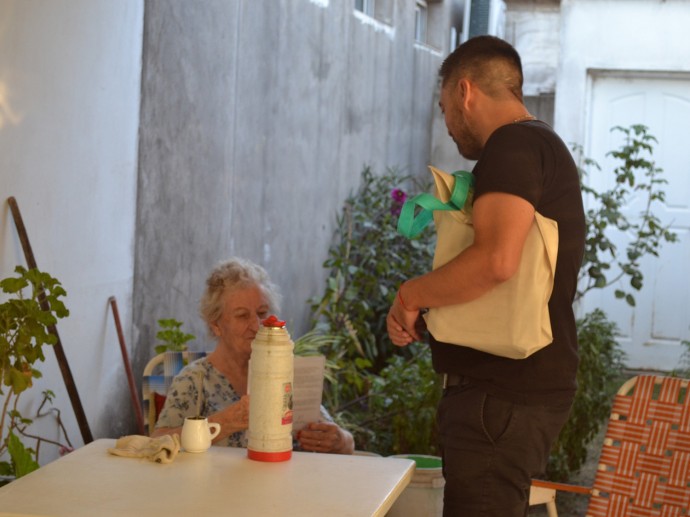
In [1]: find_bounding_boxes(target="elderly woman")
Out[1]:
[152,257,354,454]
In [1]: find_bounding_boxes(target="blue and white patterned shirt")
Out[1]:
[155,357,247,447]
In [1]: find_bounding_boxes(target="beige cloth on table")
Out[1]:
[107,434,181,464]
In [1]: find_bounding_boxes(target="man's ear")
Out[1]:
[457,78,472,110]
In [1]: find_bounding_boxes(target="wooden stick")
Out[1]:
[7,196,93,444]
[108,296,145,435]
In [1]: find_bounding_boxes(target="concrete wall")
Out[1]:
[133,0,456,368]
[0,0,143,463]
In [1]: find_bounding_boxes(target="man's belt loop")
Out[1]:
[443,373,467,389]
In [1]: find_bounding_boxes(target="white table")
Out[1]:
[0,439,414,517]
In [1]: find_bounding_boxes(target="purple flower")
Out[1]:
[390,188,407,216]
[391,189,407,203]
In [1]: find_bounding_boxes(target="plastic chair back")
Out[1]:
[142,351,207,434]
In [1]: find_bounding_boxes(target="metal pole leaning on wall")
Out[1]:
[108,296,146,435]
[7,196,93,444]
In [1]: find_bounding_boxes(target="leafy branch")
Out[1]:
[576,124,677,305]
[1,266,70,482]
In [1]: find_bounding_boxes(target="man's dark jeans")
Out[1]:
[437,380,572,516]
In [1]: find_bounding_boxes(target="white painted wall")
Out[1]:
[556,0,690,145]
[0,0,143,464]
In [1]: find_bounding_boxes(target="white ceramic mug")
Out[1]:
[180,416,221,453]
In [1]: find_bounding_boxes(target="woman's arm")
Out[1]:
[206,395,249,441]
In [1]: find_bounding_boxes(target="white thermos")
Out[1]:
[247,315,294,462]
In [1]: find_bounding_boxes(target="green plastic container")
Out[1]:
[405,455,442,469]
[387,454,444,517]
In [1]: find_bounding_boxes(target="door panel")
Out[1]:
[582,74,690,370]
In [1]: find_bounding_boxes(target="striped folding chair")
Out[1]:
[530,375,690,516]
[141,350,207,435]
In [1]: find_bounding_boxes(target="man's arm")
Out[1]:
[387,192,535,345]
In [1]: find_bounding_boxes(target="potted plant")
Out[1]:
[154,318,195,355]
[0,265,69,484]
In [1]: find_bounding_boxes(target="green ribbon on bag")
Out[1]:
[396,170,474,238]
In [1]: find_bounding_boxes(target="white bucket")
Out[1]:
[387,454,444,517]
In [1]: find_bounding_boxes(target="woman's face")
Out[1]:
[211,284,270,363]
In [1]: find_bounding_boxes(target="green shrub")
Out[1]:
[546,309,626,480]
[576,124,677,305]
[307,166,437,454]
[363,342,442,455]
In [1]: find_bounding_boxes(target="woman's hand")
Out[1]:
[209,395,250,441]
[297,421,354,455]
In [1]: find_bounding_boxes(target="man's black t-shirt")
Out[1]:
[429,120,586,405]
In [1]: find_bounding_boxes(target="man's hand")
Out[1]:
[386,285,422,346]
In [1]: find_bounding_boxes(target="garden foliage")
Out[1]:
[576,125,677,305]
[307,166,440,455]
[546,309,626,480]
[0,266,70,483]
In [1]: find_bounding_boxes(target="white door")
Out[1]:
[581,73,690,370]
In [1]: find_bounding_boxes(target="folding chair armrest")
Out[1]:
[531,479,592,495]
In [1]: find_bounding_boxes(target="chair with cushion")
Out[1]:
[142,350,207,435]
[530,374,690,516]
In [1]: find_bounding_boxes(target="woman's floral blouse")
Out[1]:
[155,357,246,447]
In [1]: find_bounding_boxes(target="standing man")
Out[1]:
[387,36,585,516]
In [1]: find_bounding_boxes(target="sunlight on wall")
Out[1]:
[354,8,396,40]
[0,81,23,129]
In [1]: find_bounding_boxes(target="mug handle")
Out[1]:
[208,422,221,440]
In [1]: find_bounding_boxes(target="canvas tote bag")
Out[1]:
[397,166,559,359]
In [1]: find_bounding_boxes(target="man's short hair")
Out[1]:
[439,35,524,101]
